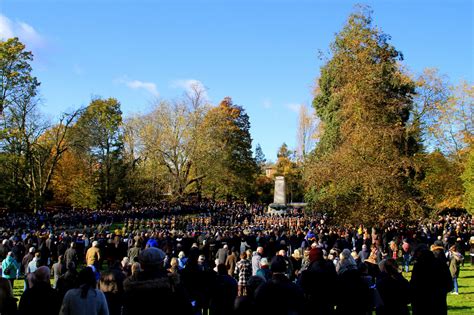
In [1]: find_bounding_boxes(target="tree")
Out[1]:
[0,38,79,211]
[305,7,422,223]
[414,69,473,159]
[255,143,266,172]
[418,150,464,211]
[462,147,474,214]
[134,88,209,200]
[0,38,40,115]
[72,97,124,206]
[296,104,318,161]
[201,97,257,200]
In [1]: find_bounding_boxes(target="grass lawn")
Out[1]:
[446,262,474,314]
[11,261,474,313]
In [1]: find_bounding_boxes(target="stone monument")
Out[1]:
[273,176,286,205]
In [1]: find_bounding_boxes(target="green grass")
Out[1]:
[446,262,474,314]
[12,261,474,313]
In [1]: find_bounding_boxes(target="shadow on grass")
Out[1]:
[448,306,473,311]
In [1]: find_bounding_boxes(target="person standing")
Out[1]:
[19,266,62,315]
[59,267,109,315]
[448,245,463,295]
[1,252,20,288]
[86,241,101,270]
[0,277,18,315]
[64,242,78,268]
[410,244,453,315]
[235,252,252,296]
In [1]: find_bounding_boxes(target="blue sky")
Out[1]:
[1,0,473,161]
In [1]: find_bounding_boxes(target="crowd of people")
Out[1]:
[0,201,472,315]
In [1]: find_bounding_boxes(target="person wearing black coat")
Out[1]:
[376,259,410,315]
[18,266,62,315]
[255,256,306,315]
[299,247,337,315]
[410,244,453,315]
[122,248,193,315]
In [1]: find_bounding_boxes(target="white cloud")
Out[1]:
[73,64,84,75]
[286,103,301,113]
[171,79,208,99]
[115,76,159,97]
[0,14,46,50]
[263,99,272,109]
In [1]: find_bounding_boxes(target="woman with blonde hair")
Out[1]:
[0,277,17,315]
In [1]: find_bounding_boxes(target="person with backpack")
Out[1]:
[1,252,20,288]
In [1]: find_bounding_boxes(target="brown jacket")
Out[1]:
[85,246,101,267]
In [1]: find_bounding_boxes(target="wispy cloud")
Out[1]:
[115,76,159,97]
[73,64,84,75]
[263,99,272,109]
[286,103,301,113]
[171,79,208,99]
[0,14,46,51]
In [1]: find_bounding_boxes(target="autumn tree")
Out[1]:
[70,98,125,207]
[0,38,79,211]
[462,147,474,214]
[201,97,257,200]
[305,8,422,223]
[296,104,318,162]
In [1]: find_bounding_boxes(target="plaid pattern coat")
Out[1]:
[235,258,251,286]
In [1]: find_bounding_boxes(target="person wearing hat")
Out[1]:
[122,247,193,315]
[256,257,272,281]
[86,241,101,270]
[299,247,337,315]
[254,255,305,315]
[430,239,447,263]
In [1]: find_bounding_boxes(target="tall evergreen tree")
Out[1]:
[255,143,266,172]
[305,8,422,223]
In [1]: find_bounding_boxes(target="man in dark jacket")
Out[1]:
[299,247,337,314]
[122,247,193,315]
[18,266,62,315]
[410,244,453,315]
[255,255,305,315]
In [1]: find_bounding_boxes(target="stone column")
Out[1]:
[273,176,286,205]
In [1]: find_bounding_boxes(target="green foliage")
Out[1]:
[305,8,422,223]
[202,97,257,200]
[255,143,266,172]
[72,97,125,206]
[0,37,40,115]
[462,148,474,214]
[418,150,464,211]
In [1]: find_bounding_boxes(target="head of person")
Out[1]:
[259,257,269,268]
[309,248,323,263]
[131,262,141,275]
[78,267,97,298]
[138,247,166,272]
[92,241,99,248]
[270,255,287,274]
[379,258,399,277]
[257,246,264,255]
[99,272,118,293]
[32,266,51,287]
